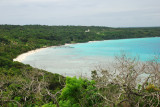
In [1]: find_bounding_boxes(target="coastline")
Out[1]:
[13,46,54,62]
[13,37,159,63]
[13,40,103,62]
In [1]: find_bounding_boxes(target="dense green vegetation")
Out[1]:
[0,25,160,106]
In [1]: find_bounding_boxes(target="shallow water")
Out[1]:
[22,37,160,77]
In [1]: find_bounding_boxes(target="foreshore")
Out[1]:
[13,45,59,62]
[13,40,102,62]
[13,47,47,62]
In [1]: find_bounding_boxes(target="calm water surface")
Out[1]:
[22,37,160,76]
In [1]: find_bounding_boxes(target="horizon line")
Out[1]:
[0,24,160,28]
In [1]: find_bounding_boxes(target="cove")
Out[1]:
[22,37,160,77]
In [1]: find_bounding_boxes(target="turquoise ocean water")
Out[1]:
[22,37,160,76]
[68,37,160,61]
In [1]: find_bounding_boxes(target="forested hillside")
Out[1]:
[0,25,160,106]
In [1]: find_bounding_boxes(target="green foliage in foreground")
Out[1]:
[0,65,65,106]
[1,70,160,106]
[42,74,160,107]
[41,77,101,107]
[59,77,99,107]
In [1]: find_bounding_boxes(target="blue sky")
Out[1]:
[0,0,160,27]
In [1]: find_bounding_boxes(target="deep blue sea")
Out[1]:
[22,37,160,76]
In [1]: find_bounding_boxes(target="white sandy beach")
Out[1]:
[13,44,73,62]
[13,48,46,62]
[13,41,100,62]
[13,45,59,62]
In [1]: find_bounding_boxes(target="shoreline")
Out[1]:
[13,40,104,62]
[13,46,54,62]
[13,41,96,62]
